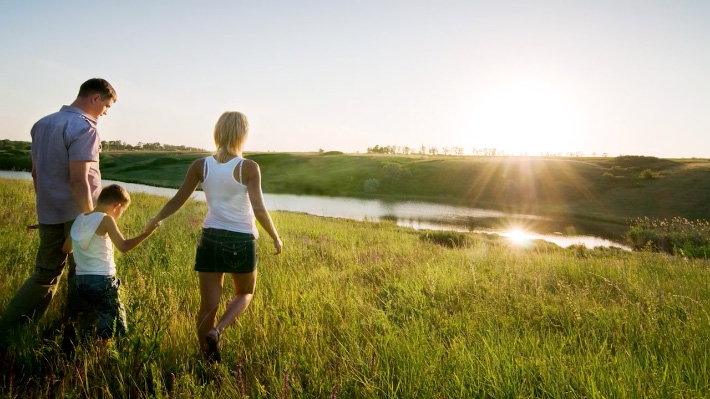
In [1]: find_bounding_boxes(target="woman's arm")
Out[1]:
[147,158,203,228]
[243,160,282,254]
[103,215,160,253]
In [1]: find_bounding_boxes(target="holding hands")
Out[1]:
[144,218,162,235]
[145,217,162,233]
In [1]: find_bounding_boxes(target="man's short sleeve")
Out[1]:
[68,127,101,162]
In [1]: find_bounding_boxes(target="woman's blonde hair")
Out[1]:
[214,111,249,163]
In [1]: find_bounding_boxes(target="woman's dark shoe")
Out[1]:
[206,327,221,363]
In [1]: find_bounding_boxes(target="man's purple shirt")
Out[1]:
[31,105,102,224]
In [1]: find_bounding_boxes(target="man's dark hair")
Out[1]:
[78,78,117,102]
[97,184,131,206]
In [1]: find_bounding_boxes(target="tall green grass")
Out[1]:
[628,217,710,258]
[1,178,709,398]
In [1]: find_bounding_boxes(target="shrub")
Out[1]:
[627,217,710,258]
[419,230,472,248]
[381,162,411,183]
[363,178,380,193]
[638,169,656,179]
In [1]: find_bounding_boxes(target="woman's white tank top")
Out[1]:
[201,156,258,237]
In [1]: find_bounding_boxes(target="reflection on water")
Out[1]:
[0,170,631,250]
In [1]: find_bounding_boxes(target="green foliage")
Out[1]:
[380,162,411,183]
[362,178,380,193]
[627,217,710,257]
[638,168,656,179]
[0,139,31,151]
[418,230,472,248]
[1,178,710,398]
[101,140,205,152]
[0,150,32,171]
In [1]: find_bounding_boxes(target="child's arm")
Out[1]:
[62,237,73,254]
[101,216,160,253]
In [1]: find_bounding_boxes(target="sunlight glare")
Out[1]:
[505,229,533,245]
[465,79,583,155]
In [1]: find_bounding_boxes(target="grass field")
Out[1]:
[1,178,709,398]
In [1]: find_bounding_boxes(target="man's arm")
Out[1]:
[69,161,95,214]
[31,162,37,192]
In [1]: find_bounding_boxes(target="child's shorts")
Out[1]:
[194,228,257,273]
[75,274,127,339]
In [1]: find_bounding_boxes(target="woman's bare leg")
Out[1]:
[197,272,224,353]
[213,269,257,333]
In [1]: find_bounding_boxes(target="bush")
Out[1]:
[638,169,656,179]
[363,178,380,193]
[419,230,472,248]
[627,217,710,257]
[381,162,411,183]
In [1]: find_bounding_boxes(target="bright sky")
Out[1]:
[1,1,708,157]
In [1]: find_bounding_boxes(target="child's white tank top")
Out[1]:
[71,212,116,276]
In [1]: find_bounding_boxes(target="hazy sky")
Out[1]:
[1,1,708,157]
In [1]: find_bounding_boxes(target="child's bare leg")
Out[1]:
[214,269,257,333]
[197,272,224,353]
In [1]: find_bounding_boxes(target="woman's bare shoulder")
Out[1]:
[242,158,260,171]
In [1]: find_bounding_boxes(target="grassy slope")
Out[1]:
[1,178,709,398]
[3,150,710,222]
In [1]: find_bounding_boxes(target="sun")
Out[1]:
[465,79,583,155]
[504,229,534,245]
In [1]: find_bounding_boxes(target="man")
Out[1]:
[0,78,116,337]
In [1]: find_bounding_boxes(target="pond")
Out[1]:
[0,170,631,250]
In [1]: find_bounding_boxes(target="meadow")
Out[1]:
[1,178,709,398]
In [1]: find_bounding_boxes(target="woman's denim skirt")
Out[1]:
[194,228,257,273]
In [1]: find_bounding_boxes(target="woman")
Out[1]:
[148,111,282,361]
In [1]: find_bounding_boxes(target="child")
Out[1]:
[66,184,159,339]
